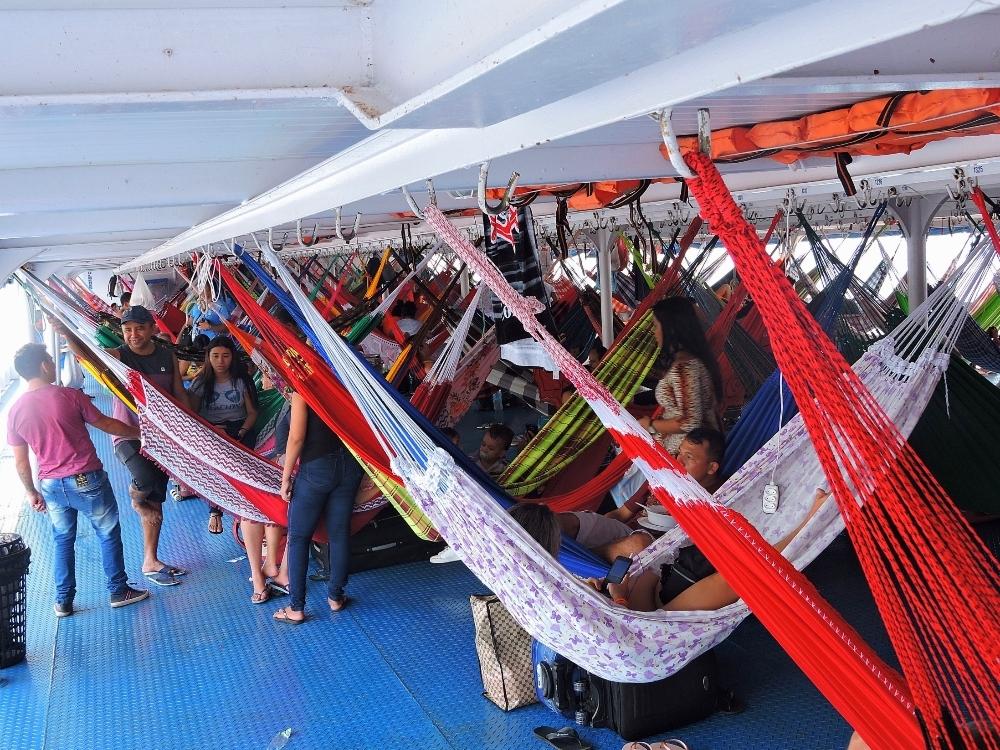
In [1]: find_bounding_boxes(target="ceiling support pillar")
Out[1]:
[890,195,947,310]
[596,225,614,348]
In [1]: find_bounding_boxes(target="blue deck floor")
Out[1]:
[0,385,905,750]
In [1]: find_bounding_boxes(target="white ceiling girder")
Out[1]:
[118,0,997,272]
[0,6,370,96]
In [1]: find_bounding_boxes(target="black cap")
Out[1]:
[120,305,155,324]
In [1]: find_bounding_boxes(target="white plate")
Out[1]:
[637,515,678,532]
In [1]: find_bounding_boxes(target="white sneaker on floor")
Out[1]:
[429,546,461,564]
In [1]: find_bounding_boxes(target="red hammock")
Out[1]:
[684,149,1000,749]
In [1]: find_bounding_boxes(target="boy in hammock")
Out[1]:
[557,428,725,563]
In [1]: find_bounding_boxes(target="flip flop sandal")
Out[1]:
[328,596,348,612]
[145,565,188,578]
[251,589,270,605]
[267,581,289,596]
[533,726,593,750]
[208,513,224,535]
[272,607,305,625]
[622,742,689,750]
[144,571,180,587]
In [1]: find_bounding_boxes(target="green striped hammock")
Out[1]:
[499,311,658,496]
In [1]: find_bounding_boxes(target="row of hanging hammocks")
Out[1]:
[275,201,984,750]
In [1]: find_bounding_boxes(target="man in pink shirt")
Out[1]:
[7,343,149,617]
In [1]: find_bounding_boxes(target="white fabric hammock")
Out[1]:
[256,226,994,683]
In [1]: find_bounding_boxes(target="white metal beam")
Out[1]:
[119,0,996,272]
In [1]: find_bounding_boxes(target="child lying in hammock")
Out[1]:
[510,488,829,612]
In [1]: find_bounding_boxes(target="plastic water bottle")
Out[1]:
[493,390,504,411]
[266,729,292,749]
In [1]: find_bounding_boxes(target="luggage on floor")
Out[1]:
[309,505,446,576]
[470,594,538,711]
[532,640,719,741]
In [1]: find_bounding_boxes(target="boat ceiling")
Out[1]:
[2,0,1000,275]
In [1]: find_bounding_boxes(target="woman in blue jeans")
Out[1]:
[273,392,362,624]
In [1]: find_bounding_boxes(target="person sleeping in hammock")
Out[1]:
[512,489,828,612]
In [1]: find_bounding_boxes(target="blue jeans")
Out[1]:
[286,451,362,612]
[39,469,129,604]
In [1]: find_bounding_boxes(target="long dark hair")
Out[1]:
[652,297,723,400]
[191,336,259,412]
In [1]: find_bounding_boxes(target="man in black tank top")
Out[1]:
[57,306,191,586]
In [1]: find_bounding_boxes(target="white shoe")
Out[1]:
[429,546,461,564]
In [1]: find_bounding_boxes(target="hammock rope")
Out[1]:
[683,150,1000,750]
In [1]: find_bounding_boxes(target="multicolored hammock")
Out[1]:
[424,199,997,750]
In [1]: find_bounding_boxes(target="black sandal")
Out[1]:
[208,510,224,535]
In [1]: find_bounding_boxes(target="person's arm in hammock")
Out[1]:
[280,393,308,502]
[659,488,830,612]
[48,316,121,361]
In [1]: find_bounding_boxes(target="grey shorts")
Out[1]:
[113,440,168,504]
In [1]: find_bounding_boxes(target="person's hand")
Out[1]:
[197,320,211,331]
[27,489,46,514]
[607,573,631,604]
[47,316,68,336]
[280,476,294,503]
[584,577,604,592]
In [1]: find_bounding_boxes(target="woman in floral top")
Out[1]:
[638,297,723,455]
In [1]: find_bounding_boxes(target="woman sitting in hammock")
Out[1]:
[189,336,259,536]
[637,297,723,456]
[511,489,828,612]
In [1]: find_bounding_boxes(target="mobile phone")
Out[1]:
[604,555,632,588]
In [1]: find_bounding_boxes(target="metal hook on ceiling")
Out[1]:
[401,179,437,219]
[267,227,288,251]
[478,162,520,216]
[335,207,362,244]
[656,109,696,180]
[297,220,321,248]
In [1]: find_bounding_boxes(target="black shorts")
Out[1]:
[113,440,168,504]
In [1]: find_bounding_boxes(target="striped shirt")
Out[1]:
[654,356,722,456]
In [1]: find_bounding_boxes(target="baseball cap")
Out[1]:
[121,305,155,324]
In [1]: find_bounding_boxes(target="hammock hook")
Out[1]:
[268,228,288,252]
[401,179,437,219]
[656,109,696,179]
[297,220,321,248]
[477,162,520,216]
[335,207,362,244]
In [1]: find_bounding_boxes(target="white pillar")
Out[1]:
[890,195,947,311]
[460,265,470,297]
[596,225,614,347]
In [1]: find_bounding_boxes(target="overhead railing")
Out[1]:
[114,0,983,274]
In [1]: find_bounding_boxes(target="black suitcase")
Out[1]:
[533,640,719,741]
[310,505,446,575]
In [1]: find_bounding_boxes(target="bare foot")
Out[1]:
[207,514,223,534]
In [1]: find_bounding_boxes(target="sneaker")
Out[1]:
[110,587,150,609]
[429,546,461,564]
[54,602,73,618]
